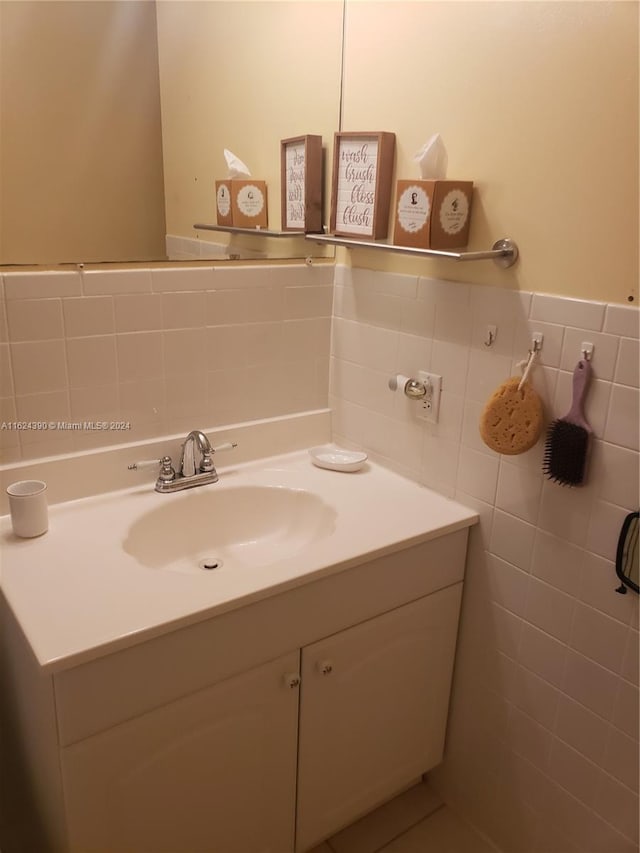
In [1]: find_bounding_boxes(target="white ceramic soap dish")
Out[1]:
[309,445,368,473]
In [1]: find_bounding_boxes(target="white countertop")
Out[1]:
[0,449,477,672]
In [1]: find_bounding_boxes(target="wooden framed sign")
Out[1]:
[330,131,396,239]
[280,135,323,233]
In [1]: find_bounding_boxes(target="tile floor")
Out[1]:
[308,780,498,853]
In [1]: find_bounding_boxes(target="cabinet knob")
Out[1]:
[318,660,333,676]
[284,673,300,689]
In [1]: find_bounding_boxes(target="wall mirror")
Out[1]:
[615,511,639,595]
[0,0,344,266]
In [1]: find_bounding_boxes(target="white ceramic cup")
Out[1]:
[6,480,48,538]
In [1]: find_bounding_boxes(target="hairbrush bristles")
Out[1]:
[542,359,593,486]
[543,419,590,486]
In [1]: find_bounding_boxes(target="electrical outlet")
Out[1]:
[417,371,442,423]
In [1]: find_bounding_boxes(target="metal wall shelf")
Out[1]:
[304,235,519,268]
[193,224,519,269]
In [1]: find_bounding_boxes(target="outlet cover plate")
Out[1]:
[417,371,442,422]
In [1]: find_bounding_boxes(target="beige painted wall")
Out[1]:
[156,1,344,242]
[340,1,639,305]
[0,0,166,265]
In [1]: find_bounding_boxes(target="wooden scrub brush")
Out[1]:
[543,359,593,486]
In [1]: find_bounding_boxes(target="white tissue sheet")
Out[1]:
[224,148,251,179]
[414,133,447,179]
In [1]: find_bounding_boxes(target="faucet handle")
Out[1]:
[211,442,238,453]
[128,455,176,483]
[200,442,237,474]
[127,458,162,471]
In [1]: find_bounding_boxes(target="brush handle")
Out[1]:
[566,359,592,430]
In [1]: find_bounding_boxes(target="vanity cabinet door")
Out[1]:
[60,651,300,853]
[295,584,463,852]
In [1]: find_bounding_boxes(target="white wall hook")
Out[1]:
[517,334,543,391]
[581,341,594,361]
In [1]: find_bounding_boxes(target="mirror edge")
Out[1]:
[615,510,639,595]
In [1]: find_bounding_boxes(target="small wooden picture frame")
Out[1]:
[330,131,396,239]
[280,135,323,233]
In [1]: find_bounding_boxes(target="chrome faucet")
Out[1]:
[128,431,237,493]
[179,429,215,478]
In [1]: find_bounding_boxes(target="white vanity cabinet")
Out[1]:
[60,651,300,853]
[1,529,471,853]
[54,585,462,853]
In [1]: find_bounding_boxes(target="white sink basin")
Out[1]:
[122,484,337,574]
[0,447,478,670]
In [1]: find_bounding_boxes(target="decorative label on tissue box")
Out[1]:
[280,135,323,233]
[215,181,233,226]
[231,180,268,228]
[330,132,395,239]
[393,182,436,247]
[393,180,473,249]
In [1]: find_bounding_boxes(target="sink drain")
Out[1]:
[199,557,223,571]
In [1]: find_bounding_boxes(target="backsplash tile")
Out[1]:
[6,298,64,341]
[615,337,640,388]
[604,304,640,339]
[64,296,115,337]
[560,327,620,380]
[10,340,67,396]
[605,384,640,451]
[531,293,606,330]
[0,344,14,398]
[82,268,153,295]
[3,270,82,299]
[0,297,7,344]
[116,332,164,383]
[66,335,117,388]
[0,263,333,459]
[205,288,249,326]
[150,266,215,292]
[15,391,70,440]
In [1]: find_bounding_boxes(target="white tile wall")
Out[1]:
[1,259,637,852]
[0,263,333,461]
[329,264,639,853]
